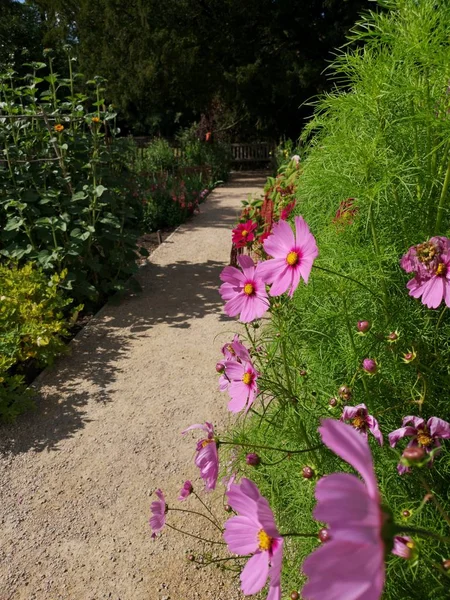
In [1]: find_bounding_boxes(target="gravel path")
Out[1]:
[0,172,267,600]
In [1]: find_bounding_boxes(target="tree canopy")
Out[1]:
[11,0,370,138]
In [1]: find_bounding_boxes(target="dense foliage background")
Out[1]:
[221,0,450,597]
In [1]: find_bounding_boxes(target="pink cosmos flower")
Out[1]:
[221,334,252,363]
[178,480,193,501]
[279,201,296,221]
[232,220,258,248]
[258,216,318,298]
[400,236,450,309]
[223,359,259,413]
[182,422,219,491]
[302,419,385,600]
[220,255,270,322]
[224,478,283,600]
[149,489,167,538]
[341,404,383,445]
[392,536,415,559]
[388,416,450,474]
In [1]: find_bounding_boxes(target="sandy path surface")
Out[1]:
[0,172,266,600]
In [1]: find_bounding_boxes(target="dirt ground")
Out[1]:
[0,172,267,600]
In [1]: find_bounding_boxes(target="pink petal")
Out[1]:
[427,416,450,439]
[240,551,270,595]
[219,282,237,301]
[388,426,417,447]
[319,419,379,500]
[366,415,383,445]
[258,257,288,284]
[237,255,256,279]
[314,474,380,543]
[421,276,445,308]
[223,515,260,554]
[402,415,424,428]
[302,540,384,600]
[220,265,246,285]
[224,361,245,381]
[263,220,295,257]
[224,294,245,318]
[268,264,294,296]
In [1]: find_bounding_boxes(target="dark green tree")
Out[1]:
[28,0,371,138]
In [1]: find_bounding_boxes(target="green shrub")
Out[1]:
[0,50,142,307]
[0,263,77,421]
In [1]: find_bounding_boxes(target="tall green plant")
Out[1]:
[0,49,142,306]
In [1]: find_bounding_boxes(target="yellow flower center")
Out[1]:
[417,431,433,447]
[258,529,273,551]
[406,541,415,549]
[201,439,213,448]
[352,415,366,429]
[227,344,235,355]
[241,229,248,237]
[286,251,299,266]
[243,283,254,296]
[242,372,253,385]
[436,262,447,276]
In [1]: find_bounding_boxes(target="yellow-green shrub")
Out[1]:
[0,263,78,421]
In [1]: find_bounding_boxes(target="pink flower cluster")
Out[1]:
[221,216,319,321]
[400,236,450,308]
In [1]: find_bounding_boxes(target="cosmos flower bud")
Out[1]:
[290,592,300,600]
[401,446,427,467]
[338,385,352,401]
[402,349,417,363]
[357,320,371,333]
[387,331,399,342]
[442,559,450,571]
[215,362,225,374]
[362,358,378,374]
[318,528,331,543]
[302,466,315,479]
[328,397,338,407]
[246,453,260,466]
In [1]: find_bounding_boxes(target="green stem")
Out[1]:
[281,532,318,538]
[394,525,450,544]
[219,440,323,455]
[435,159,450,233]
[419,476,450,528]
[169,507,223,532]
[165,523,225,545]
[193,491,223,530]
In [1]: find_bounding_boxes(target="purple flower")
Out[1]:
[182,422,219,490]
[178,480,193,501]
[401,237,450,309]
[362,358,378,374]
[388,416,450,474]
[224,478,283,599]
[220,255,270,322]
[341,404,383,445]
[149,489,167,538]
[301,419,385,600]
[392,536,416,560]
[223,360,259,413]
[259,216,319,298]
